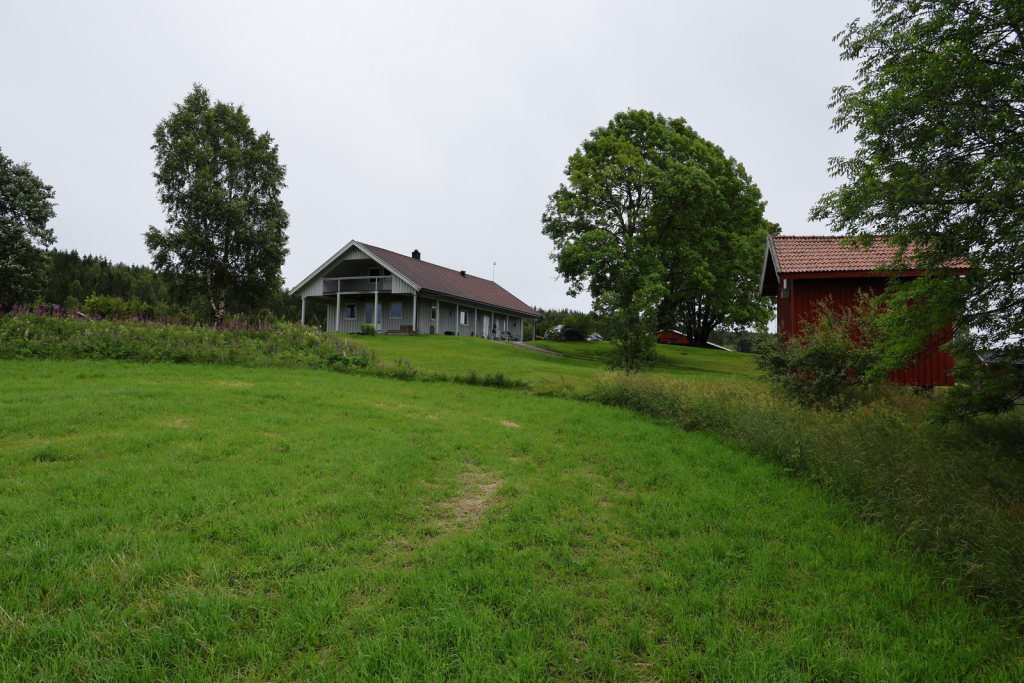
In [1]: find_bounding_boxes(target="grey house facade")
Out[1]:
[289,241,543,340]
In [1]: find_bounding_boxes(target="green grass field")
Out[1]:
[2,359,1022,681]
[340,333,758,384]
[528,339,760,377]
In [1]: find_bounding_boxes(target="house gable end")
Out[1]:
[289,241,418,297]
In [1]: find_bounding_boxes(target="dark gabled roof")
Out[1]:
[359,243,541,317]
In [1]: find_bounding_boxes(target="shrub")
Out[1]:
[83,294,178,321]
[757,294,884,407]
[0,308,377,372]
[359,322,376,336]
[563,313,594,337]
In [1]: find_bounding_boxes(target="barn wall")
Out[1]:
[657,331,690,345]
[778,274,954,386]
[782,277,888,337]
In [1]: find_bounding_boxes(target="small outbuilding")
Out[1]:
[657,330,690,345]
[758,235,966,387]
[289,241,543,340]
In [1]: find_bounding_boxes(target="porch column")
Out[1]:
[412,293,417,332]
[474,308,478,337]
[455,303,460,336]
[335,291,341,333]
[373,288,379,330]
[301,296,306,326]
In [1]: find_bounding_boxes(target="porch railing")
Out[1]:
[323,276,392,294]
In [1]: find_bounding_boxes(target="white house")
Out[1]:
[289,240,543,340]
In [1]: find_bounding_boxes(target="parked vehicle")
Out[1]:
[587,333,604,341]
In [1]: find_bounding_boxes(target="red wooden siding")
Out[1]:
[778,275,954,387]
[657,330,690,345]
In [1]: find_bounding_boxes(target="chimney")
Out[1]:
[412,249,421,260]
[460,270,466,277]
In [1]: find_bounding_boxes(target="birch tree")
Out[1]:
[146,84,288,324]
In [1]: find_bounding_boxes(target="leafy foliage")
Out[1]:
[42,249,169,310]
[38,249,306,323]
[0,148,57,304]
[542,110,776,363]
[146,84,289,325]
[82,295,178,321]
[813,0,1024,416]
[756,294,885,407]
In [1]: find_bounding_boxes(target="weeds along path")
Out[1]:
[1,359,1022,681]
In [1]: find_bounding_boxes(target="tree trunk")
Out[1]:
[216,286,227,325]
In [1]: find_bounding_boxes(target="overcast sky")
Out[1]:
[2,0,872,311]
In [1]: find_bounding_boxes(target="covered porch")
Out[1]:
[303,289,533,341]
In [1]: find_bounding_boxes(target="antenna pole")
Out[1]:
[492,262,495,281]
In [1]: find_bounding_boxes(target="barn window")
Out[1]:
[391,302,403,318]
[344,304,356,319]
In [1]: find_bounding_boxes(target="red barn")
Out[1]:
[657,330,690,345]
[758,236,966,387]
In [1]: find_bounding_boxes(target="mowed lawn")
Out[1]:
[1,360,1021,682]
[528,339,760,378]
[338,333,758,384]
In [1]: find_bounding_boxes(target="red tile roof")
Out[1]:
[771,236,906,274]
[360,243,540,317]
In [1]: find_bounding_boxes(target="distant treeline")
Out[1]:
[38,249,309,323]
[43,250,170,310]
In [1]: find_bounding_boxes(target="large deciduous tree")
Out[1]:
[0,148,57,305]
[542,110,776,366]
[145,84,289,325]
[812,0,1024,417]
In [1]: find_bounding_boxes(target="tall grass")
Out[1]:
[580,371,1024,626]
[1,311,540,389]
[0,308,374,370]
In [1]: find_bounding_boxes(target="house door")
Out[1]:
[482,314,490,339]
[365,303,381,330]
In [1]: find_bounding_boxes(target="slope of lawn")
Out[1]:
[529,339,760,377]
[1,359,1021,681]
[340,333,758,383]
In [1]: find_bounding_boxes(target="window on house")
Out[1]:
[345,304,357,319]
[459,311,468,326]
[430,305,437,321]
[369,267,381,277]
[391,302,402,318]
